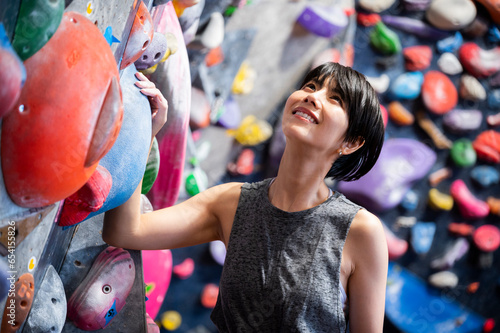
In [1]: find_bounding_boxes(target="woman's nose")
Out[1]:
[304,90,323,109]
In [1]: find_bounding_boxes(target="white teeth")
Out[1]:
[295,111,317,124]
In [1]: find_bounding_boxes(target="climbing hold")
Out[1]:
[411,221,436,254]
[450,139,477,167]
[365,74,390,94]
[146,313,160,333]
[58,165,113,227]
[142,137,160,195]
[450,179,490,219]
[466,281,480,294]
[487,112,500,127]
[370,22,401,55]
[488,89,500,109]
[173,258,195,279]
[416,111,453,149]
[388,101,414,126]
[296,4,348,38]
[103,26,120,46]
[430,238,469,270]
[383,222,408,260]
[134,32,168,70]
[402,0,431,11]
[473,225,500,252]
[483,318,496,333]
[472,130,500,164]
[395,216,417,228]
[400,189,419,211]
[428,271,459,289]
[84,65,152,221]
[476,0,500,24]
[190,87,211,130]
[216,95,241,129]
[448,222,475,236]
[428,167,452,187]
[172,0,200,17]
[380,104,388,128]
[205,45,224,67]
[381,15,452,40]
[487,197,500,216]
[425,0,476,30]
[359,0,396,12]
[1,12,123,208]
[0,47,24,119]
[161,310,182,331]
[185,168,208,197]
[389,72,424,100]
[421,71,457,115]
[210,240,227,265]
[227,148,255,176]
[462,16,489,38]
[436,32,463,53]
[437,52,463,75]
[428,188,453,211]
[201,283,219,308]
[24,266,66,333]
[120,2,154,70]
[458,42,500,78]
[471,166,499,188]
[1,273,34,333]
[227,115,273,146]
[338,139,436,212]
[443,109,482,133]
[67,247,135,330]
[459,74,486,101]
[195,12,225,49]
[403,45,432,71]
[232,61,257,95]
[356,12,381,27]
[143,249,172,320]
[12,0,64,60]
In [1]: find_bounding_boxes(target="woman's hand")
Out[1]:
[134,72,168,139]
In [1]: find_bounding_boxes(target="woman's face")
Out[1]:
[282,78,349,155]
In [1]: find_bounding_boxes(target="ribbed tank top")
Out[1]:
[211,178,362,333]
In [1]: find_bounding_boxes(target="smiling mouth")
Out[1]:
[293,110,318,124]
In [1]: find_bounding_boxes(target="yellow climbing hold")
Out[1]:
[227,115,273,146]
[232,61,257,95]
[86,1,94,15]
[428,188,453,211]
[161,310,182,331]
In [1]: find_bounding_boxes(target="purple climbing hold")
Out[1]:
[430,238,469,270]
[443,109,482,133]
[381,15,452,40]
[402,0,431,11]
[338,138,437,212]
[134,32,168,70]
[296,4,348,38]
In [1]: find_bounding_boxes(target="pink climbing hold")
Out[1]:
[421,71,458,115]
[472,130,500,163]
[382,222,408,260]
[173,258,195,279]
[449,179,490,219]
[458,42,500,78]
[67,246,135,330]
[403,45,432,71]
[58,165,113,227]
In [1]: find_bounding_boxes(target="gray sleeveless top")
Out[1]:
[211,178,362,333]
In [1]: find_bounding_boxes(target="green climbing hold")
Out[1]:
[12,0,65,60]
[185,173,200,197]
[141,137,160,195]
[370,22,401,55]
[450,138,477,167]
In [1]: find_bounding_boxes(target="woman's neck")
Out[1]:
[269,146,332,212]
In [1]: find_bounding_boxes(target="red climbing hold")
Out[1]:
[421,71,457,115]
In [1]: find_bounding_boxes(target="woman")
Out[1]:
[104,62,387,332]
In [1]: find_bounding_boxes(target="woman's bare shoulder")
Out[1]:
[348,209,387,263]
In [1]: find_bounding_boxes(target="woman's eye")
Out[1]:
[303,83,316,91]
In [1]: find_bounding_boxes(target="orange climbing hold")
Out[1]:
[201,283,219,308]
[1,12,123,208]
[388,101,414,126]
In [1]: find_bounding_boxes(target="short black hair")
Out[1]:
[300,62,385,181]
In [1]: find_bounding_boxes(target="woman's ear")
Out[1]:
[341,137,365,155]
